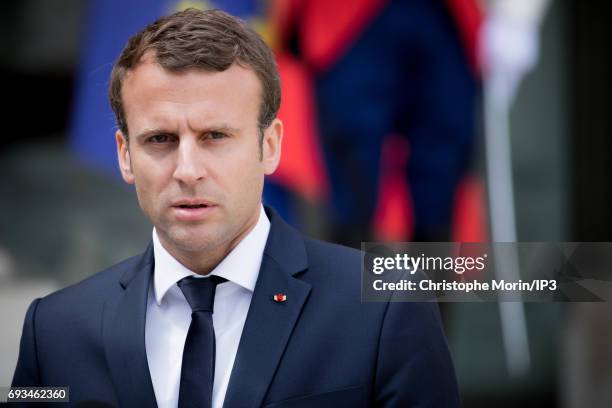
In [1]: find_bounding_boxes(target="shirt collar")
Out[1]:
[152,205,270,305]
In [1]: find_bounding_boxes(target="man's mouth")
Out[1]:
[171,200,216,221]
[172,199,215,209]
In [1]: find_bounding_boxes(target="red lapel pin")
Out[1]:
[273,293,287,302]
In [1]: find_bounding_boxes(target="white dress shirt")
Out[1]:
[145,205,270,408]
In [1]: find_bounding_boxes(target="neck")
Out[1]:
[158,206,262,275]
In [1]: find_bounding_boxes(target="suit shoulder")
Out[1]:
[39,252,145,308]
[302,237,363,282]
[304,236,361,262]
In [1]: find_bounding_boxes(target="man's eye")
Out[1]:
[207,131,226,140]
[148,134,171,143]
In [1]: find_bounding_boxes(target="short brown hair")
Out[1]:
[108,8,281,138]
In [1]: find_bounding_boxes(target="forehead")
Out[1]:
[121,55,262,132]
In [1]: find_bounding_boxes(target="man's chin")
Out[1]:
[161,225,220,253]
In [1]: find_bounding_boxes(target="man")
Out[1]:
[12,9,460,407]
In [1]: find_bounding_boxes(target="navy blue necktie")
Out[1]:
[177,275,227,408]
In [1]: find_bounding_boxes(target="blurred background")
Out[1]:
[0,0,610,406]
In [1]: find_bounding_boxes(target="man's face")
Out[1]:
[116,54,281,265]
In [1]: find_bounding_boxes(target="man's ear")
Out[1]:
[262,118,283,175]
[116,130,135,184]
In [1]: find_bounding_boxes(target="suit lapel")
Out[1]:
[102,243,158,408]
[223,208,312,408]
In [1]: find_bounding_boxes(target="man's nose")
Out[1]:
[173,138,207,185]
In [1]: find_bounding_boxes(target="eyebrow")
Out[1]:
[134,125,240,141]
[134,129,174,141]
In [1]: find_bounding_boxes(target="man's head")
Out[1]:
[109,8,281,144]
[109,9,283,273]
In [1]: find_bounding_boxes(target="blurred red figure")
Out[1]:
[266,0,487,244]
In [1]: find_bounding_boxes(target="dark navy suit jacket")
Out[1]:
[12,207,460,407]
